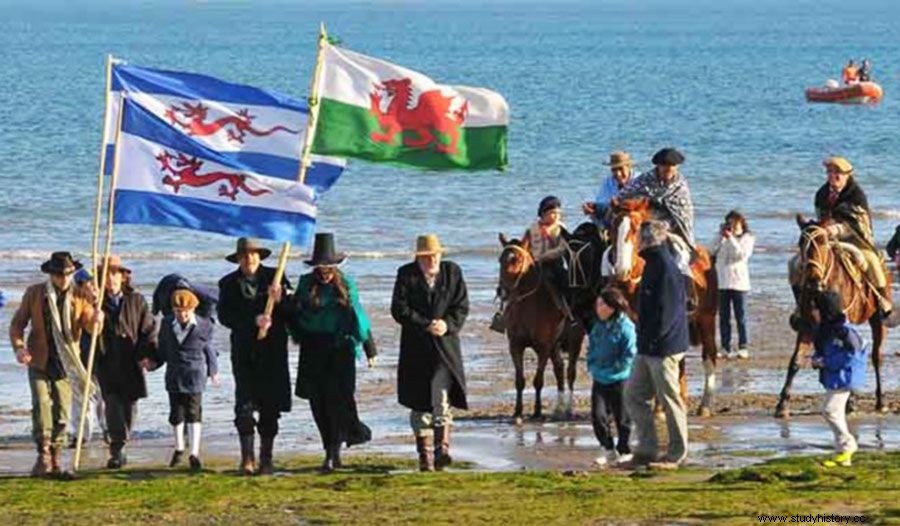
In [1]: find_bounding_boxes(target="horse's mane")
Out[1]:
[614,197,651,213]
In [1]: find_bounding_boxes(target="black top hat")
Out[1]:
[226,238,273,263]
[652,148,685,166]
[40,252,83,275]
[304,233,347,267]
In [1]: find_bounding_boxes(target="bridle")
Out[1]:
[498,243,543,304]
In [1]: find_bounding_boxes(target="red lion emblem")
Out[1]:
[368,78,468,154]
[165,102,299,144]
[156,151,271,201]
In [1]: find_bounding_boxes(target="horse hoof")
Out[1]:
[774,406,790,419]
[876,404,888,414]
[514,416,524,426]
[530,413,545,422]
[697,407,712,418]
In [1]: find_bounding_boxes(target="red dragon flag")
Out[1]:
[312,42,509,171]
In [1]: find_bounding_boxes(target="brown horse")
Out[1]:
[606,198,720,416]
[775,218,891,417]
[497,233,584,422]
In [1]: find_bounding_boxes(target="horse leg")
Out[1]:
[550,342,567,420]
[698,315,718,418]
[533,350,549,420]
[564,329,584,420]
[870,317,887,413]
[510,343,526,423]
[775,332,807,418]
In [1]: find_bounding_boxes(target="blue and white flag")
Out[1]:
[114,97,317,246]
[104,63,346,192]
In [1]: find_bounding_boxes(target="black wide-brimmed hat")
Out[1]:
[40,251,83,275]
[651,148,685,166]
[304,233,347,267]
[225,238,272,263]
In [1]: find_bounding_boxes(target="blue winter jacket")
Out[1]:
[155,315,219,394]
[586,312,637,385]
[636,245,690,357]
[813,321,867,391]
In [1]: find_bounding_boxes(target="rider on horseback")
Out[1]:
[614,148,697,309]
[525,196,573,320]
[582,151,636,233]
[814,156,892,318]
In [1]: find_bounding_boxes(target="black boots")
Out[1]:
[239,434,255,476]
[258,435,275,475]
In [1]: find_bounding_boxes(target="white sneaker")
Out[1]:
[593,455,609,467]
[718,349,732,360]
[736,348,750,360]
[615,453,634,464]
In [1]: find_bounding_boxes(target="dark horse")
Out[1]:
[604,199,720,416]
[497,233,585,422]
[775,217,891,417]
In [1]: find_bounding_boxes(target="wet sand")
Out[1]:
[0,295,898,476]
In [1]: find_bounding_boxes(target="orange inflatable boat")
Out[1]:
[805,81,883,104]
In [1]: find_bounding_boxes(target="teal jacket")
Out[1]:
[586,312,637,385]
[289,273,371,358]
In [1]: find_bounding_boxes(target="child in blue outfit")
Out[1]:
[811,291,867,468]
[586,287,637,466]
[147,289,219,472]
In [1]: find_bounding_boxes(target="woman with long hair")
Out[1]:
[288,233,376,473]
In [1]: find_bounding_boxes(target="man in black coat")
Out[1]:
[391,234,469,472]
[217,238,292,476]
[624,220,690,470]
[95,255,157,469]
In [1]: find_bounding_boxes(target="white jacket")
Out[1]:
[713,233,755,292]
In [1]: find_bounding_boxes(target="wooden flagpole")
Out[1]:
[74,92,127,471]
[258,22,329,340]
[92,54,116,289]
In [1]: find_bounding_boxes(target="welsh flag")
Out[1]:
[312,43,509,171]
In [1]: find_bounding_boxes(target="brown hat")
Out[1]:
[226,237,272,263]
[40,251,82,275]
[604,151,634,169]
[96,254,131,275]
[823,156,853,174]
[414,234,447,257]
[171,289,199,310]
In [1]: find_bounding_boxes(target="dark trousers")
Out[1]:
[591,380,631,454]
[103,391,136,451]
[234,397,280,438]
[718,289,748,351]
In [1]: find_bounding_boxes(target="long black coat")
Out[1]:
[391,260,469,412]
[96,289,157,402]
[218,266,292,413]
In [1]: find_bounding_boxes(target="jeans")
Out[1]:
[718,289,748,352]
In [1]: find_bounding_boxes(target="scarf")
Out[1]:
[620,169,695,246]
[45,281,98,399]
